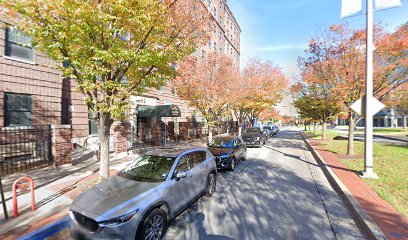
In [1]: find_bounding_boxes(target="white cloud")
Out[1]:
[256,44,307,52]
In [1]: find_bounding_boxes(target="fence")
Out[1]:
[0,125,52,177]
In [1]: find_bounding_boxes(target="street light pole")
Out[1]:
[363,0,378,178]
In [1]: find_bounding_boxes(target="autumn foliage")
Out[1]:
[294,22,407,146]
[2,0,209,180]
[174,53,238,126]
[231,57,287,125]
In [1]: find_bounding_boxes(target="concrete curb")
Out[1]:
[299,132,387,240]
[17,216,71,240]
[373,134,408,143]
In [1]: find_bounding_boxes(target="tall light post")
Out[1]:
[363,0,377,178]
[343,0,401,179]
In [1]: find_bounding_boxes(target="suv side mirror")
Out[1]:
[176,171,188,180]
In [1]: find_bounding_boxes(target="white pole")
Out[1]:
[363,0,378,178]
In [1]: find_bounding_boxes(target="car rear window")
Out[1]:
[244,128,261,134]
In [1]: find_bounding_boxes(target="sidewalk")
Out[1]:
[0,139,206,239]
[306,137,408,240]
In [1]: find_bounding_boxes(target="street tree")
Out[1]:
[174,53,238,141]
[299,24,407,154]
[258,108,281,122]
[292,80,342,140]
[232,57,287,126]
[375,22,408,98]
[3,0,208,180]
[386,83,408,128]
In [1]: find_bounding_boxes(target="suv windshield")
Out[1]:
[118,155,176,182]
[209,138,234,148]
[263,127,271,130]
[244,128,261,134]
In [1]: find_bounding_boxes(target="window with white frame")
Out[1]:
[5,27,34,62]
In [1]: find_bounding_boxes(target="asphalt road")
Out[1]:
[165,130,367,240]
[50,130,367,240]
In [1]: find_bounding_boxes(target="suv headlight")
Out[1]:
[256,137,260,140]
[99,209,139,227]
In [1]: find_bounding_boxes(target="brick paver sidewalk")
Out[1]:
[308,139,408,240]
[0,138,206,239]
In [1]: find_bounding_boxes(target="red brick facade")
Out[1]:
[0,0,241,154]
[52,125,72,166]
[0,21,63,127]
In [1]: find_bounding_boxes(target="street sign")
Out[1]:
[350,95,385,118]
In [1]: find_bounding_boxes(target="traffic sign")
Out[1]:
[350,95,385,118]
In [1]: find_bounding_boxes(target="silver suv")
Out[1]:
[69,147,217,240]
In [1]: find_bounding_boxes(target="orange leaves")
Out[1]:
[174,53,238,121]
[258,108,281,121]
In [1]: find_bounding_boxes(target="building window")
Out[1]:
[159,86,165,93]
[88,110,98,135]
[220,0,223,9]
[4,93,32,126]
[214,42,217,50]
[208,41,211,49]
[213,7,217,17]
[61,98,71,125]
[5,27,34,62]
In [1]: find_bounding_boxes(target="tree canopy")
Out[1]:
[2,0,208,180]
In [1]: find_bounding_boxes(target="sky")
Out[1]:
[228,0,408,116]
[229,0,408,78]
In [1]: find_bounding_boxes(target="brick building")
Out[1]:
[0,1,241,151]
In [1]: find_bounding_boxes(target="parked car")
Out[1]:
[241,127,266,147]
[271,125,279,135]
[69,147,217,240]
[208,135,247,171]
[262,126,273,138]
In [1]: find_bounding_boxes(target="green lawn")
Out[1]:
[305,130,408,218]
[351,128,408,136]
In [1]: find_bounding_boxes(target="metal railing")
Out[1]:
[0,125,52,177]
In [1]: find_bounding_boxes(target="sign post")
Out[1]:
[343,0,401,178]
[362,0,378,178]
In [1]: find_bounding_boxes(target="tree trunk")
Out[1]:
[322,122,327,140]
[208,125,212,143]
[238,119,243,136]
[304,124,307,131]
[97,114,112,182]
[347,111,354,155]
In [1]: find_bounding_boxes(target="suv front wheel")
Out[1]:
[138,208,167,240]
[205,173,217,197]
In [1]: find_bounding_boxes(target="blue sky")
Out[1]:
[228,0,408,81]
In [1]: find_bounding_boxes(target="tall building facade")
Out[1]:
[198,0,241,68]
[0,1,241,145]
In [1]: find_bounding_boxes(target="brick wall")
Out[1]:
[69,80,89,138]
[52,125,72,166]
[113,121,130,154]
[0,20,64,127]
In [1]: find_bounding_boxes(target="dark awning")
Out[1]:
[137,104,181,118]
